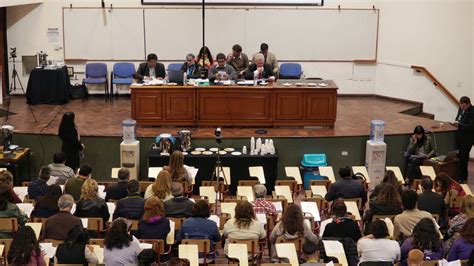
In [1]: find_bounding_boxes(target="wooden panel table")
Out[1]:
[131,80,338,127]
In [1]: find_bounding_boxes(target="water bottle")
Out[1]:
[242,145,247,154]
[183,72,187,85]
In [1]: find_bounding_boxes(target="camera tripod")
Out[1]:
[211,139,229,213]
[5,57,37,122]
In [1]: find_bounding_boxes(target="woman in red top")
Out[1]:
[435,173,466,215]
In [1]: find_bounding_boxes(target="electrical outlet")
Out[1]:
[341,151,348,156]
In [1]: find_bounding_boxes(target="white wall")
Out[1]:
[5,0,473,121]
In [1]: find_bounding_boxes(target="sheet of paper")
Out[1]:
[228,243,249,266]
[60,185,65,193]
[319,218,333,237]
[13,187,28,202]
[148,167,163,179]
[322,240,348,266]
[209,215,220,227]
[166,220,175,245]
[0,245,4,258]
[237,186,254,202]
[17,203,34,218]
[275,243,299,266]
[184,165,199,182]
[274,185,293,203]
[344,201,361,221]
[81,218,88,228]
[140,243,153,250]
[285,166,302,185]
[179,244,199,266]
[111,168,120,178]
[216,166,231,185]
[90,245,104,264]
[70,203,76,215]
[419,166,436,180]
[272,201,283,213]
[386,166,405,184]
[98,185,106,199]
[39,243,57,259]
[318,166,336,183]
[220,202,236,218]
[383,218,394,237]
[352,166,371,184]
[249,166,266,184]
[311,185,327,197]
[25,222,42,240]
[461,184,472,195]
[301,201,321,221]
[106,202,116,222]
[199,186,216,204]
[256,213,267,225]
[46,176,59,186]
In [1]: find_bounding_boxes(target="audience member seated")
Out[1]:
[363,183,402,234]
[48,151,75,185]
[138,196,170,253]
[270,204,319,261]
[244,53,275,80]
[113,180,145,220]
[222,200,266,256]
[144,170,172,201]
[7,226,45,265]
[135,53,166,81]
[44,194,84,240]
[105,168,130,202]
[55,229,98,265]
[32,184,61,218]
[164,182,194,218]
[325,166,367,206]
[74,179,110,227]
[227,44,249,76]
[252,184,277,219]
[407,249,424,266]
[196,46,214,68]
[370,170,403,199]
[417,177,447,227]
[252,43,279,75]
[65,164,92,201]
[0,184,27,238]
[104,218,141,265]
[27,166,51,200]
[180,53,202,79]
[300,239,319,265]
[322,199,362,243]
[434,173,466,214]
[400,218,444,265]
[393,190,434,240]
[357,220,401,264]
[164,151,192,185]
[447,195,474,240]
[0,170,22,203]
[405,125,436,185]
[176,200,222,260]
[208,53,237,82]
[447,218,474,261]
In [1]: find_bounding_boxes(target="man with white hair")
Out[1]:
[252,184,277,218]
[44,194,84,240]
[252,43,279,75]
[164,182,195,218]
[244,53,275,80]
[180,53,202,78]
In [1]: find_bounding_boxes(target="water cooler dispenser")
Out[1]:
[365,120,387,188]
[120,119,139,180]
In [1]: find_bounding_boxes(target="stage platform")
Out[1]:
[0,95,456,138]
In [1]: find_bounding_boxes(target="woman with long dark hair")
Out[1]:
[164,151,191,184]
[58,111,83,172]
[370,170,403,199]
[104,218,141,265]
[434,173,466,214]
[406,125,436,184]
[357,220,401,264]
[400,218,444,265]
[55,229,98,264]
[32,184,62,218]
[363,184,403,233]
[196,46,214,68]
[7,226,45,266]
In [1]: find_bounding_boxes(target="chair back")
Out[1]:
[279,63,302,79]
[179,244,199,266]
[309,180,332,190]
[0,218,18,233]
[85,217,104,237]
[181,239,211,254]
[169,217,186,230]
[0,239,12,262]
[227,243,249,266]
[238,180,259,187]
[167,63,182,71]
[113,63,135,78]
[86,63,107,78]
[275,236,305,253]
[140,181,153,193]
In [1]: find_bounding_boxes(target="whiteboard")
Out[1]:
[145,8,378,61]
[63,9,145,60]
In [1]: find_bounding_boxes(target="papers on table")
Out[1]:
[220,202,237,218]
[148,167,163,179]
[17,203,34,218]
[275,243,299,266]
[142,79,166,86]
[46,176,59,186]
[249,166,266,184]
[166,220,175,245]
[209,215,220,228]
[237,186,254,202]
[322,240,348,266]
[301,201,321,221]
[285,166,302,185]
[419,166,436,180]
[318,166,336,183]
[111,168,121,179]
[352,166,371,184]
[319,218,333,237]
[39,243,57,259]
[98,185,106,199]
[25,222,42,240]
[13,187,28,202]
[274,185,293,203]
[311,185,327,197]
[106,202,116,222]
[140,243,153,250]
[81,218,89,228]
[256,213,267,226]
[228,243,249,266]
[344,201,361,221]
[199,186,216,204]
[386,166,405,184]
[90,244,104,264]
[271,201,283,213]
[184,165,199,185]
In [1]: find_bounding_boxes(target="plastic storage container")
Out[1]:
[122,119,137,143]
[370,120,385,142]
[300,154,328,189]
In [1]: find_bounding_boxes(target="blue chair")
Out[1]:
[167,63,182,71]
[279,63,302,79]
[111,63,135,97]
[84,63,108,101]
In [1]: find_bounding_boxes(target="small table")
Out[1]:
[26,67,70,105]
[423,158,459,179]
[148,148,278,195]
[0,147,31,186]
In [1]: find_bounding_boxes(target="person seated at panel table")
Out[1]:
[405,125,437,185]
[196,46,214,68]
[244,53,275,80]
[134,53,166,82]
[180,53,202,79]
[208,53,237,82]
[227,44,249,77]
[252,42,279,75]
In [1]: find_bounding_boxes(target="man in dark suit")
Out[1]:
[164,182,194,218]
[244,53,275,80]
[134,53,166,81]
[105,168,129,202]
[113,180,145,220]
[452,96,474,183]
[417,177,447,227]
